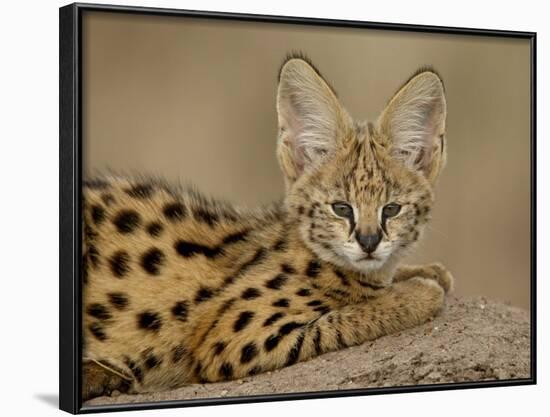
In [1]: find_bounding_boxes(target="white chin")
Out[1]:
[353,257,386,272]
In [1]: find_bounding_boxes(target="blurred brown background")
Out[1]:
[82,12,531,309]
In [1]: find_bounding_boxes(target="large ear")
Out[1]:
[377,69,447,185]
[276,56,351,188]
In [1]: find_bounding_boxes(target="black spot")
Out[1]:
[285,331,305,366]
[334,269,350,286]
[194,287,215,303]
[213,341,226,355]
[222,229,249,245]
[109,251,130,278]
[219,298,237,315]
[264,334,281,352]
[113,210,141,233]
[240,342,258,364]
[194,361,203,379]
[147,222,163,237]
[89,323,107,341]
[306,260,322,277]
[194,208,219,227]
[171,300,189,321]
[265,274,288,290]
[101,193,115,206]
[298,206,305,215]
[279,321,303,335]
[117,379,132,394]
[144,354,162,369]
[88,245,100,268]
[175,241,222,258]
[125,184,153,199]
[296,288,311,297]
[313,305,331,315]
[219,362,234,379]
[234,311,255,332]
[140,248,165,275]
[263,312,285,326]
[131,366,143,382]
[91,205,106,225]
[241,288,262,300]
[235,248,266,277]
[281,264,296,274]
[124,357,143,383]
[84,224,98,241]
[87,303,111,320]
[163,202,186,221]
[272,298,290,308]
[358,281,383,290]
[84,179,109,189]
[336,330,345,348]
[307,300,323,307]
[248,366,262,376]
[313,327,322,355]
[172,345,187,363]
[272,238,287,252]
[137,311,162,331]
[108,292,129,310]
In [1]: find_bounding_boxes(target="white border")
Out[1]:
[1,1,544,416]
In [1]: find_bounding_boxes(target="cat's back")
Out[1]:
[82,176,282,274]
[83,176,251,250]
[82,175,287,291]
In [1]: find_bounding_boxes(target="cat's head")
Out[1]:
[277,54,447,278]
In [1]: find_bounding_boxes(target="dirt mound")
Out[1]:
[85,296,531,407]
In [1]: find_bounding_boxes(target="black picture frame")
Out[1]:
[59,3,537,414]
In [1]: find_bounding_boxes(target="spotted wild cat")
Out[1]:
[82,54,453,399]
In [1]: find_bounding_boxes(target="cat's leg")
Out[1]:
[197,276,448,382]
[393,263,454,293]
[82,359,133,401]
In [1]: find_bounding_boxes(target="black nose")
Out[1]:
[356,231,382,254]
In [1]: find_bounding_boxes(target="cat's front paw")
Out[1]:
[391,277,446,323]
[419,263,454,294]
[394,263,454,294]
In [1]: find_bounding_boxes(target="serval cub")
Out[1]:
[82,54,453,400]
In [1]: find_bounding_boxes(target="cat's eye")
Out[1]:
[332,202,354,219]
[382,203,401,218]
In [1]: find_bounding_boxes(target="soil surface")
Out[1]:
[85,296,531,407]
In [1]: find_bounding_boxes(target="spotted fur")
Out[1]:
[82,54,453,399]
